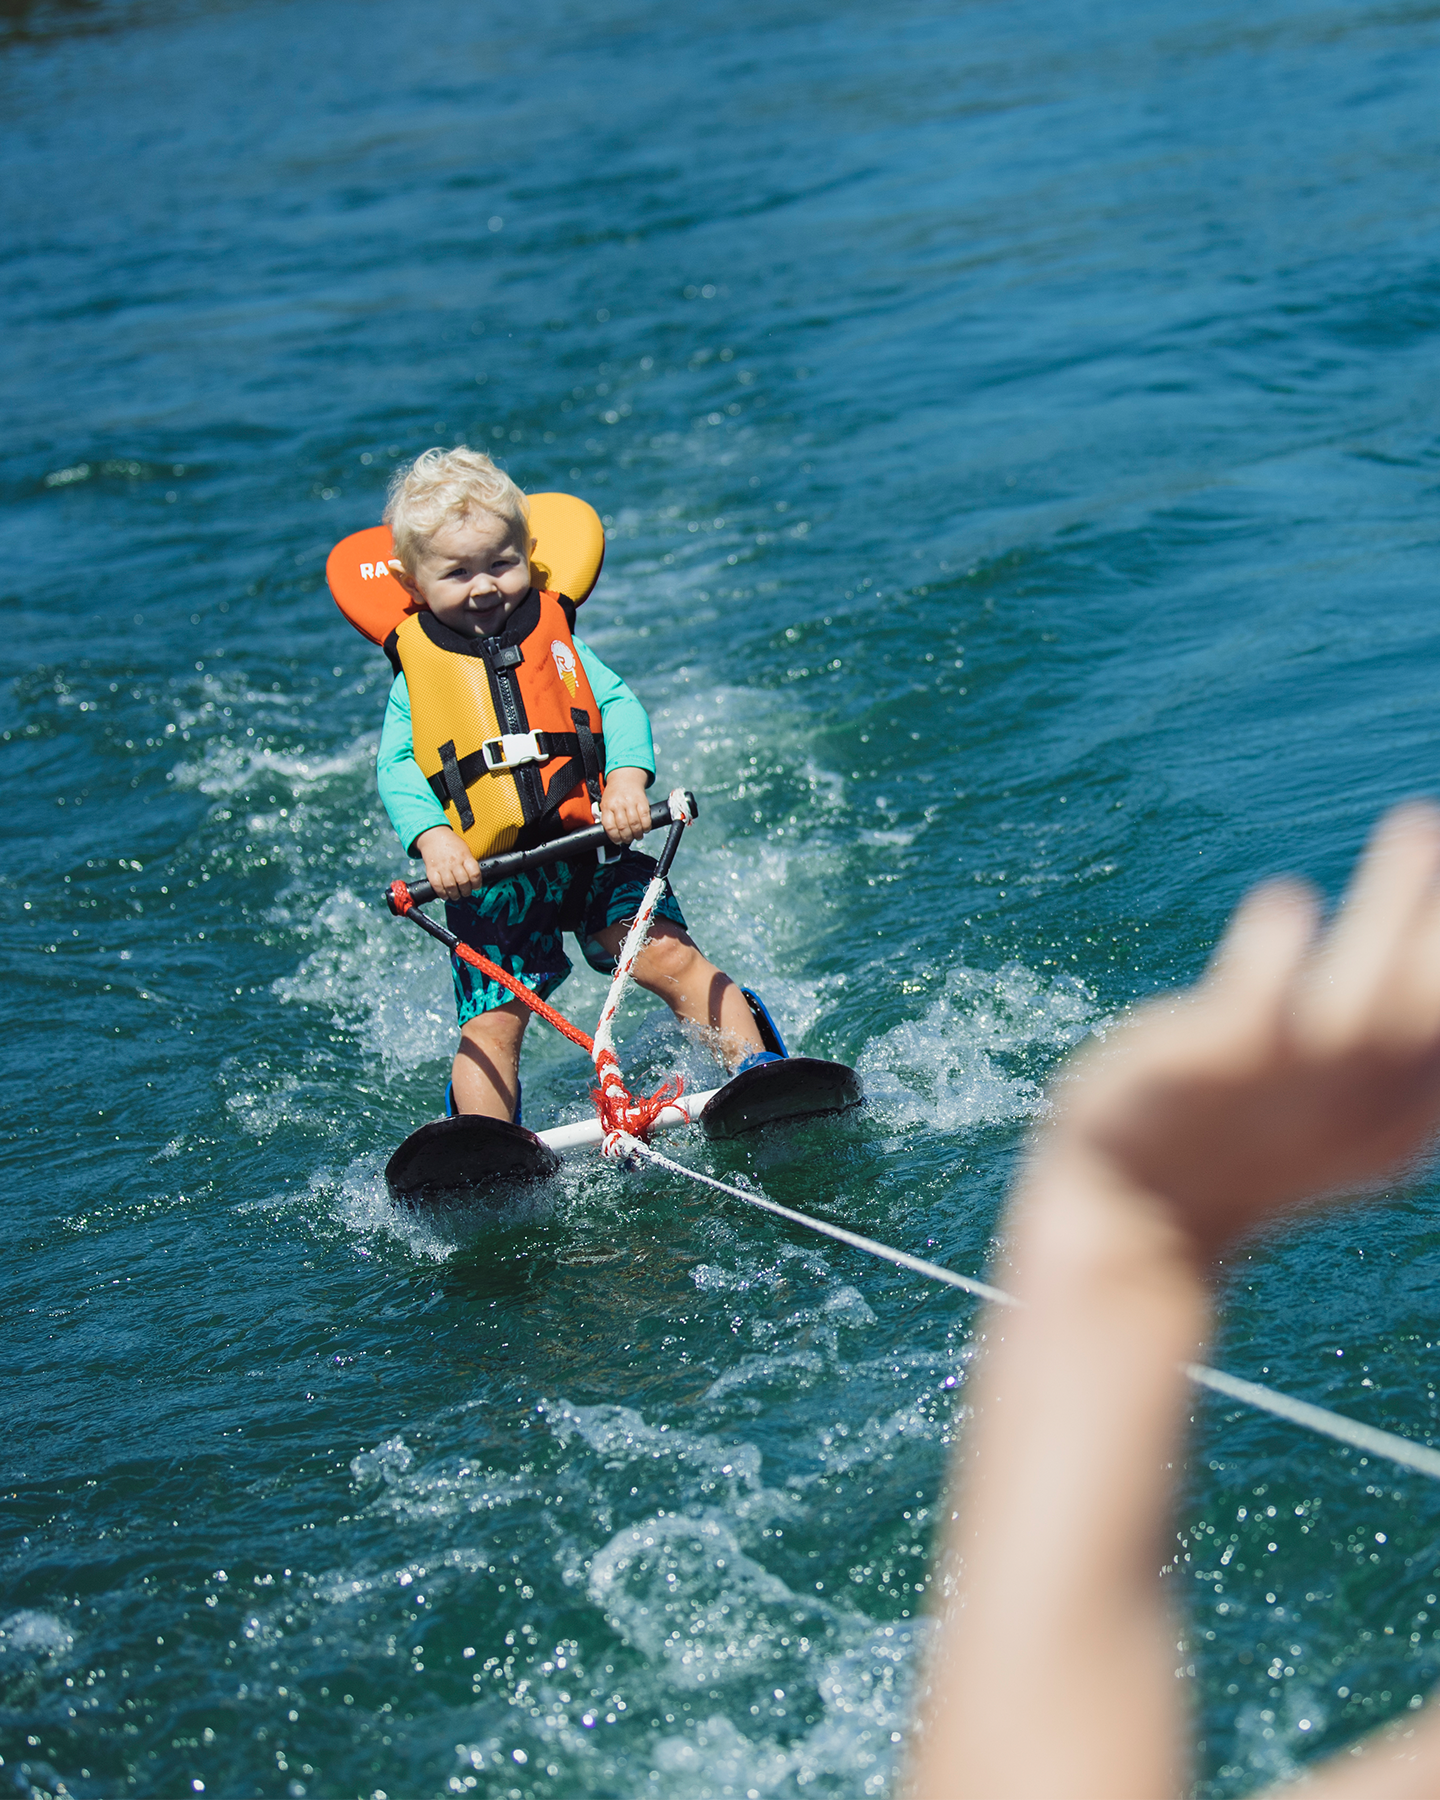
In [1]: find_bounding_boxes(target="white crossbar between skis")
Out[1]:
[541,1087,722,1153]
[610,1133,1440,1486]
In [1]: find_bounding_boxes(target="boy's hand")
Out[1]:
[600,767,652,846]
[415,825,481,901]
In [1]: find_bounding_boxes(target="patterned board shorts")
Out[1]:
[444,846,688,1025]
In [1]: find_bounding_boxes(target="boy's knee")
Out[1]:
[638,930,703,987]
[460,1000,528,1047]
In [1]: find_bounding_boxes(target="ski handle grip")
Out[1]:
[388,790,700,912]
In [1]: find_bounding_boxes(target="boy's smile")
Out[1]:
[405,511,533,637]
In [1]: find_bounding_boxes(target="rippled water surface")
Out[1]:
[5,0,1440,1794]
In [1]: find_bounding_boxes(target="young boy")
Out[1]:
[374,446,771,1121]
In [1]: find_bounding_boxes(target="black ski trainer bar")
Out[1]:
[387,790,700,912]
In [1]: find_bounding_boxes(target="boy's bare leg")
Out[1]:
[591,918,765,1068]
[451,999,529,1119]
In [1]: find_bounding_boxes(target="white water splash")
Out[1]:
[588,1511,844,1686]
[168,729,374,799]
[858,959,1102,1134]
[349,1433,414,1486]
[583,1509,922,1794]
[0,1611,74,1660]
[273,887,455,1070]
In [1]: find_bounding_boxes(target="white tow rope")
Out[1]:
[1181,1362,1440,1482]
[584,801,1440,1486]
[590,789,695,1150]
[620,1134,1012,1304]
[589,879,666,1102]
[608,1132,1440,1485]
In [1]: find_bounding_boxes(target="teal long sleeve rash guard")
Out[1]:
[376,634,656,855]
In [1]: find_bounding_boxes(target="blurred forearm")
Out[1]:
[908,1156,1209,1800]
[908,806,1440,1800]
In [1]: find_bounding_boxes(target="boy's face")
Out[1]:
[404,511,533,638]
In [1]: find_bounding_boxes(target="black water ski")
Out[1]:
[698,1056,862,1141]
[385,1115,561,1202]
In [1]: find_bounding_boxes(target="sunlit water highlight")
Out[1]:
[5,0,1440,1795]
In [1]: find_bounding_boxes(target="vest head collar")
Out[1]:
[326,493,605,648]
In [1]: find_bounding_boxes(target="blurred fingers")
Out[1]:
[1360,864,1440,1059]
[1206,876,1319,1013]
[1303,803,1440,1044]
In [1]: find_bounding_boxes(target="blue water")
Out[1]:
[5,0,1440,1794]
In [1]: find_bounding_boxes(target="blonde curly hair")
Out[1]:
[383,446,530,573]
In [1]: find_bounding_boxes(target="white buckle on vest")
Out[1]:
[481,732,545,771]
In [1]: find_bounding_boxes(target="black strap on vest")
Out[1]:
[571,707,605,805]
[437,740,475,831]
[427,731,606,814]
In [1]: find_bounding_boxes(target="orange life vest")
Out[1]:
[389,589,607,859]
[324,493,611,859]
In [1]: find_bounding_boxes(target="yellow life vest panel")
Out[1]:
[391,588,607,859]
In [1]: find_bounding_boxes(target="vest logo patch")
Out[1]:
[550,639,579,697]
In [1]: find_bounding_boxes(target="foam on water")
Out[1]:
[587,1511,831,1687]
[546,1400,772,1518]
[174,1376,941,1797]
[274,886,456,1071]
[858,959,1102,1136]
[0,1611,75,1662]
[701,1350,830,1405]
[169,731,375,803]
[341,1165,560,1261]
[472,1390,928,1795]
[348,1434,541,1525]
[635,1618,919,1798]
[795,1375,964,1485]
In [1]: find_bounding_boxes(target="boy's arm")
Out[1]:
[376,674,450,855]
[377,674,480,899]
[574,637,655,845]
[574,637,655,785]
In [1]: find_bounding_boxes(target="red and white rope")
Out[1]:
[590,788,695,1151]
